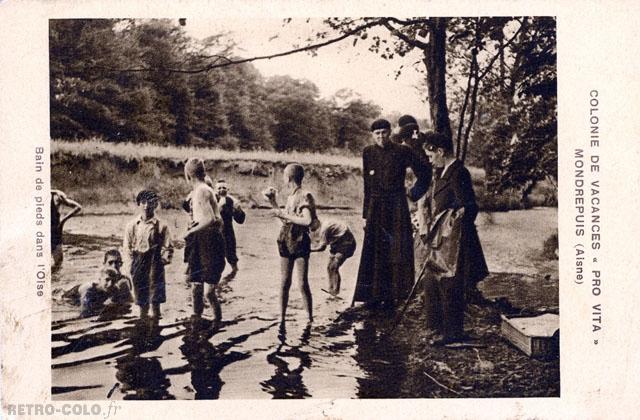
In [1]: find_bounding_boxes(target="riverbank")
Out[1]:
[51,139,554,212]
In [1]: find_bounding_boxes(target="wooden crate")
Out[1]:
[501,313,559,358]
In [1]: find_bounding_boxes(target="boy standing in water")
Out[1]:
[184,158,226,325]
[123,190,173,319]
[51,189,82,272]
[266,163,316,324]
[309,218,357,297]
[213,179,246,280]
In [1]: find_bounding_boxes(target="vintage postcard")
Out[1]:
[0,0,638,418]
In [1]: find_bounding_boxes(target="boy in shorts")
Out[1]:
[184,158,226,325]
[123,190,173,319]
[310,218,357,297]
[265,163,316,324]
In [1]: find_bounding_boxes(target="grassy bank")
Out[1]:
[52,138,362,168]
[51,139,553,211]
[52,139,364,209]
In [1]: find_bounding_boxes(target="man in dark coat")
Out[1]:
[212,179,246,280]
[419,131,489,344]
[353,119,431,309]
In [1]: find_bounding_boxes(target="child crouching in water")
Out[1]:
[123,190,173,319]
[309,218,357,297]
[265,164,317,324]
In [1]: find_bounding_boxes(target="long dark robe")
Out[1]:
[353,142,431,305]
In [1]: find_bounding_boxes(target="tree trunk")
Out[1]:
[424,18,452,140]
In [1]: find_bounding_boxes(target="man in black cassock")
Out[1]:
[352,118,431,309]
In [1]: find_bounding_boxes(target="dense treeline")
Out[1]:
[50,19,380,152]
[50,17,556,203]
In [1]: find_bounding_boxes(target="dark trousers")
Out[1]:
[424,274,465,341]
[131,250,166,305]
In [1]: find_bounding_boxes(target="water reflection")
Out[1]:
[171,318,275,399]
[115,319,174,400]
[261,323,313,398]
[353,318,408,398]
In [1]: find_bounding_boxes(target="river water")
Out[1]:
[52,207,558,400]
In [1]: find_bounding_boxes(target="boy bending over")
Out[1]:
[310,218,357,297]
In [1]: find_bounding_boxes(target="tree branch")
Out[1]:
[93,19,388,74]
[386,17,432,27]
[382,21,429,50]
[455,51,475,158]
[477,19,526,82]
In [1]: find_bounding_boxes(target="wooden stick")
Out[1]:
[386,261,429,335]
[423,371,462,396]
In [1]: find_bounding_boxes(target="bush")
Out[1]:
[476,190,524,212]
[542,231,559,260]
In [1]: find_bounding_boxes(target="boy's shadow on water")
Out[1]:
[53,297,280,400]
[260,323,313,399]
[115,318,176,400]
[164,318,279,400]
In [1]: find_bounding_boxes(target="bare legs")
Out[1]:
[52,245,63,272]
[279,256,313,323]
[327,253,346,296]
[192,282,222,322]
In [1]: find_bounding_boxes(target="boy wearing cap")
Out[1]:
[419,131,488,344]
[123,190,173,319]
[353,118,431,309]
[184,158,226,325]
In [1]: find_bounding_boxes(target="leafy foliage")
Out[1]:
[49,19,381,152]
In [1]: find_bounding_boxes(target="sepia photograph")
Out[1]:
[48,16,559,400]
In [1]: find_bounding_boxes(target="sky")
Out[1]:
[184,18,430,120]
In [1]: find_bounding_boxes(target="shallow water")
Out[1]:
[52,207,557,400]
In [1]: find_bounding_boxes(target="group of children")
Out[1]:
[64,158,357,327]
